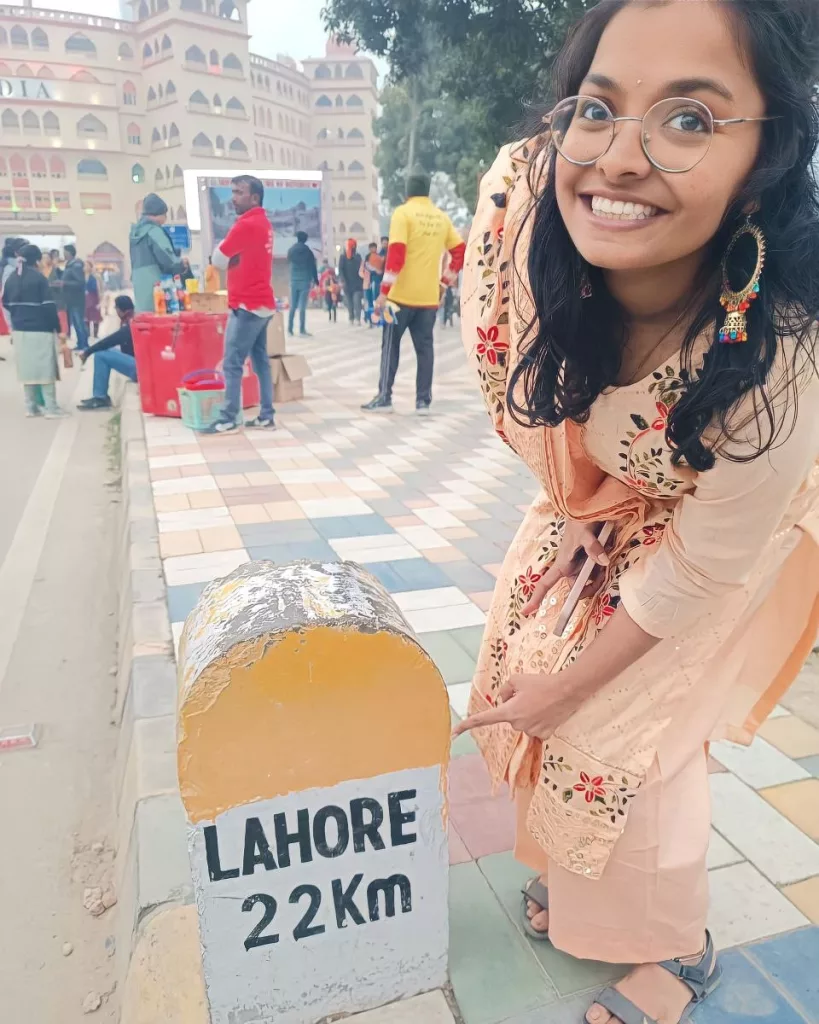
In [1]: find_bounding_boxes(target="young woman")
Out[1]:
[2,244,69,418]
[457,3,819,1023]
[84,259,102,339]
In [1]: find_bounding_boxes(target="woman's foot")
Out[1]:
[523,875,550,935]
[586,938,715,1024]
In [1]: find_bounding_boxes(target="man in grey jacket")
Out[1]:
[129,194,183,312]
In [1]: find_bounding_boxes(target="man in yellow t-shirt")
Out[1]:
[361,174,465,415]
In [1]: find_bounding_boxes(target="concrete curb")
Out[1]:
[113,386,195,1004]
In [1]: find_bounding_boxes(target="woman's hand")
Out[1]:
[452,673,577,740]
[522,519,609,618]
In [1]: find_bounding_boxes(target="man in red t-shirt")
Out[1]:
[205,175,276,433]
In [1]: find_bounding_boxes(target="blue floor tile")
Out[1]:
[311,515,393,539]
[238,522,319,546]
[366,561,412,592]
[166,582,207,622]
[743,927,819,1021]
[246,541,336,564]
[390,558,452,590]
[796,755,819,778]
[690,950,809,1023]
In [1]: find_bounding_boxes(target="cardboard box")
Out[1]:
[272,353,311,404]
[267,311,286,357]
[189,291,228,313]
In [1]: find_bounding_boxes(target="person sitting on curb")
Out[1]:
[76,295,137,410]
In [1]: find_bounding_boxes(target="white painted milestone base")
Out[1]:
[189,766,449,1024]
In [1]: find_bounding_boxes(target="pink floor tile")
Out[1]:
[449,753,494,804]
[469,591,495,612]
[386,515,424,527]
[150,466,181,481]
[450,796,516,859]
[422,547,468,562]
[482,563,503,578]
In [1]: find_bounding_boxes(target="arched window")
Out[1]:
[185,45,205,64]
[209,49,219,66]
[161,124,168,139]
[158,0,170,12]
[164,165,170,181]
[49,155,66,178]
[123,81,137,105]
[78,158,108,177]
[119,42,134,59]
[223,53,242,72]
[339,221,346,233]
[0,29,7,47]
[22,110,40,133]
[215,134,225,150]
[147,86,157,103]
[10,154,27,176]
[166,80,176,96]
[127,122,141,145]
[254,140,259,158]
[213,94,223,110]
[226,96,245,113]
[335,95,343,107]
[345,63,364,79]
[17,64,33,78]
[317,161,329,171]
[347,94,364,107]
[266,109,272,129]
[43,111,59,136]
[350,221,365,234]
[169,123,179,141]
[152,127,161,143]
[348,127,364,139]
[315,95,332,108]
[252,106,257,125]
[66,32,96,56]
[158,84,164,99]
[337,127,344,139]
[181,0,202,8]
[143,43,153,59]
[317,128,330,141]
[348,159,364,172]
[10,26,28,48]
[219,0,239,19]
[137,0,149,16]
[177,205,187,221]
[314,63,331,79]
[173,164,183,181]
[31,28,48,50]
[229,137,247,153]
[1,110,20,130]
[37,66,54,78]
[349,191,364,202]
[30,154,47,178]
[161,35,172,51]
[337,160,345,171]
[70,70,100,82]
[337,191,345,202]
[155,169,163,185]
[131,163,145,184]
[278,112,283,129]
[192,132,213,152]
[189,90,209,107]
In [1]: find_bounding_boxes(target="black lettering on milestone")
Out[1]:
[331,874,366,928]
[242,817,277,875]
[204,825,240,882]
[274,808,313,868]
[388,791,418,847]
[367,874,412,921]
[350,798,386,853]
[312,805,350,858]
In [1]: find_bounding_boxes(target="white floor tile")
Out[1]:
[415,506,463,529]
[428,492,478,512]
[299,497,374,519]
[149,453,206,469]
[441,479,487,497]
[394,587,470,613]
[709,772,819,884]
[152,475,219,496]
[452,466,498,485]
[396,525,451,550]
[406,603,486,634]
[340,475,387,495]
[710,736,808,788]
[256,446,313,461]
[767,704,791,719]
[329,536,419,563]
[447,682,473,718]
[305,442,340,457]
[707,862,809,948]
[164,549,249,586]
[375,453,415,472]
[157,507,232,533]
[706,829,744,870]
[275,468,338,484]
[357,463,402,482]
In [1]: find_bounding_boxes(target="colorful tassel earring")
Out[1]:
[718,219,765,343]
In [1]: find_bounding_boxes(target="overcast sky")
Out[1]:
[14,0,334,64]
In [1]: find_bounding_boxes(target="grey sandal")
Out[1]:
[519,878,550,941]
[589,929,722,1024]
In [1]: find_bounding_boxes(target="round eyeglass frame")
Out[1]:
[543,94,771,174]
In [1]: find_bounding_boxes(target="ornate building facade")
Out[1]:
[0,1,379,272]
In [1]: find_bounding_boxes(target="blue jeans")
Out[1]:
[288,285,310,334]
[93,349,137,398]
[68,304,88,350]
[221,308,274,423]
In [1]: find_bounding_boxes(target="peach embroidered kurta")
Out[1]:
[461,141,819,883]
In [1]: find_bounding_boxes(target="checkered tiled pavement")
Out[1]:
[146,319,819,1023]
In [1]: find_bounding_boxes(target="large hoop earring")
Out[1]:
[718,219,766,343]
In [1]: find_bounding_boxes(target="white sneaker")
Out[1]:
[44,409,69,419]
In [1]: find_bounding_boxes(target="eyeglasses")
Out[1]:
[544,95,773,174]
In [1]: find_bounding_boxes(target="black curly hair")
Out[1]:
[508,0,819,471]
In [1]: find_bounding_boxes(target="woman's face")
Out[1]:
[554,1,765,273]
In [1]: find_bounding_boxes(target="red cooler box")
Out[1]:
[132,312,260,417]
